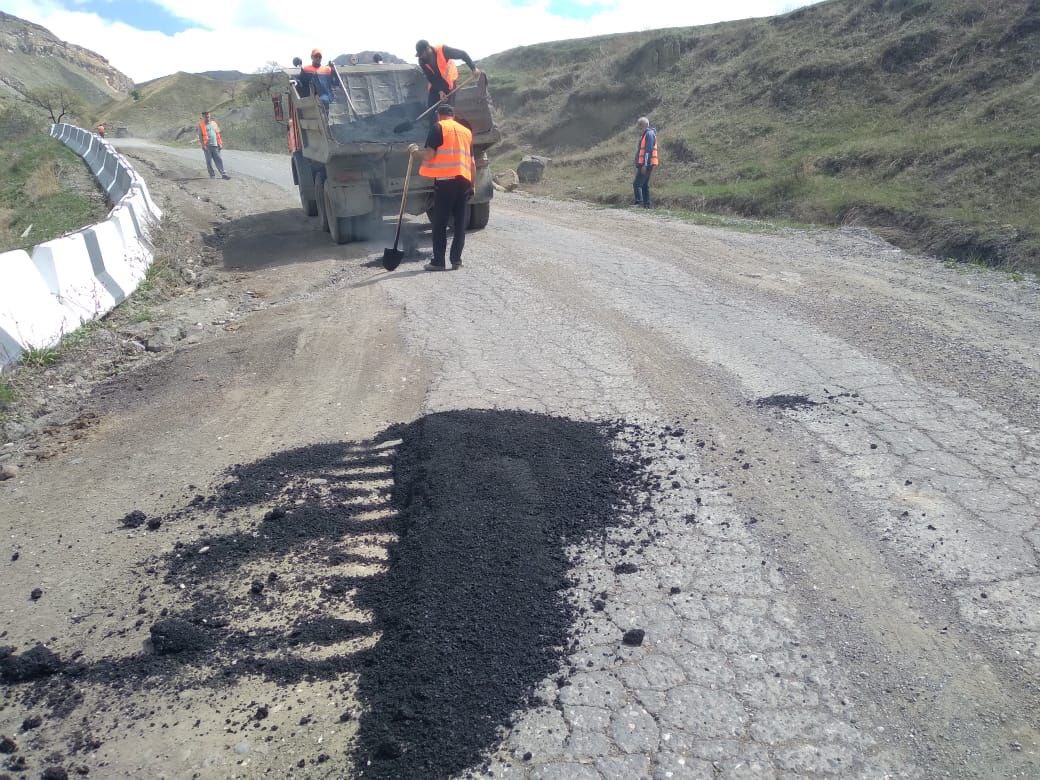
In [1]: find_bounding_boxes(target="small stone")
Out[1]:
[20,716,42,732]
[29,588,43,601]
[234,740,251,755]
[120,511,147,529]
[250,580,265,596]
[622,629,645,647]
[0,735,16,753]
[0,464,19,480]
[146,518,162,531]
[42,768,68,780]
[254,706,269,721]
[522,752,532,761]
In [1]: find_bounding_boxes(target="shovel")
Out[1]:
[393,76,475,134]
[382,154,415,271]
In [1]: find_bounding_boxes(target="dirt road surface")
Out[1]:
[0,142,1038,779]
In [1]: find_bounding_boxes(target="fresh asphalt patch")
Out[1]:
[1,410,667,778]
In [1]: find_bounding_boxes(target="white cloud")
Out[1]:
[6,0,825,82]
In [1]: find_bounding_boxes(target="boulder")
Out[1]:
[492,169,519,191]
[516,155,551,184]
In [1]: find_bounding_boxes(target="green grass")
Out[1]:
[482,0,1040,271]
[0,111,108,252]
[19,345,61,368]
[0,379,13,407]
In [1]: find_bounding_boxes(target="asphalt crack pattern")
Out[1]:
[380,256,931,776]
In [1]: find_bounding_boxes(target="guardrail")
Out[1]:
[0,124,163,369]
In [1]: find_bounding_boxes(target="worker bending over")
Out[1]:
[409,103,475,271]
[415,40,480,110]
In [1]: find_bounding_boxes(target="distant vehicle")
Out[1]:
[274,62,500,244]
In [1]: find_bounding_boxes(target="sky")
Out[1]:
[4,0,826,82]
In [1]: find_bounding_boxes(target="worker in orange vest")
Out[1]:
[409,103,475,271]
[415,40,480,111]
[300,48,334,107]
[198,111,230,180]
[633,116,658,208]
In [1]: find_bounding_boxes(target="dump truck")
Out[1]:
[274,63,500,244]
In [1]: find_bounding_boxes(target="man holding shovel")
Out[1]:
[409,103,475,271]
[415,40,480,111]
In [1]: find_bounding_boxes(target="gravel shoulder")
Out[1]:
[0,145,1037,778]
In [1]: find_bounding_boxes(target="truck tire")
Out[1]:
[294,154,318,216]
[299,180,318,217]
[314,172,330,233]
[467,201,490,230]
[324,186,352,244]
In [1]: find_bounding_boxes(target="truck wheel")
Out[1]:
[467,201,490,230]
[315,172,330,233]
[294,155,318,216]
[325,190,351,244]
[299,180,318,217]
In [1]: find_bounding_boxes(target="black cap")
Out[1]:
[435,103,454,116]
[415,39,431,56]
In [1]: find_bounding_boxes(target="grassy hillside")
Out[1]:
[98,71,288,152]
[483,0,1040,270]
[0,12,131,108]
[0,106,108,252]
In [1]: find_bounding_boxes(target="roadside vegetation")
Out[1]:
[484,0,1040,271]
[97,68,289,153]
[0,105,108,252]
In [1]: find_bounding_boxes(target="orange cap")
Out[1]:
[311,48,321,57]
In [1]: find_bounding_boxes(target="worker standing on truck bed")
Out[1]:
[409,103,475,271]
[415,40,480,110]
[300,49,334,107]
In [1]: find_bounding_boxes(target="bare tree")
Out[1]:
[255,61,284,92]
[23,86,86,125]
[224,80,240,101]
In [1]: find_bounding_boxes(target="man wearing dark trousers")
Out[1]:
[415,40,480,110]
[409,104,475,271]
[633,116,658,208]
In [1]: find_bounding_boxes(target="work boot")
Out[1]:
[222,173,231,180]
[451,260,462,270]
[424,262,447,272]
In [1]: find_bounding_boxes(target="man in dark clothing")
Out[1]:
[633,116,658,208]
[409,104,475,271]
[299,49,334,106]
[415,40,480,109]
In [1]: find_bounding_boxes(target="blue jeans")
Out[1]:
[633,166,654,207]
[204,145,226,176]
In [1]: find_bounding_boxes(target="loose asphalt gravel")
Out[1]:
[0,142,1037,778]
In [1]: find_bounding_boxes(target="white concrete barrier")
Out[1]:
[0,124,163,368]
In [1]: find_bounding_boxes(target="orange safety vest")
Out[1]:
[199,119,222,146]
[302,64,333,76]
[426,45,459,92]
[637,130,658,166]
[419,118,474,183]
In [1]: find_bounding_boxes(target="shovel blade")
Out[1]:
[382,248,404,271]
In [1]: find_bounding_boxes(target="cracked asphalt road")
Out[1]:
[1,144,1038,778]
